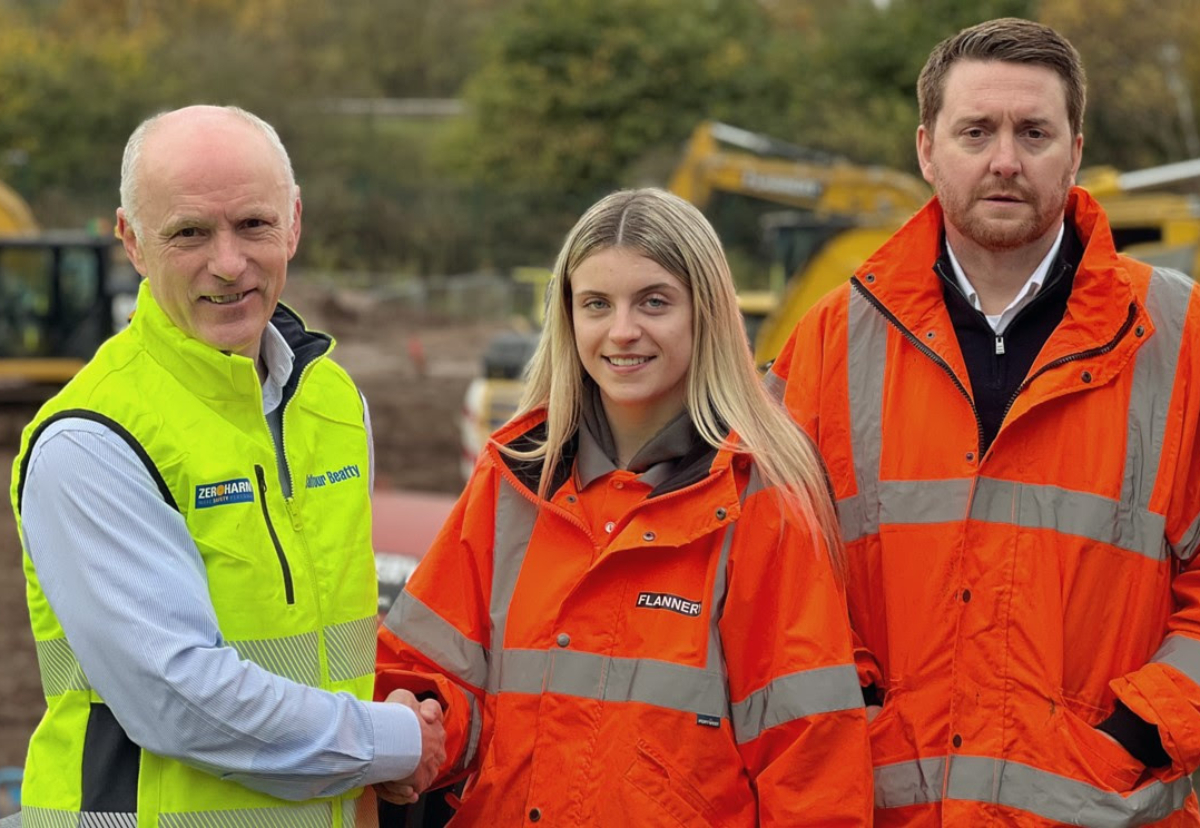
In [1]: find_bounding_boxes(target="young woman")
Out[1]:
[376,188,871,826]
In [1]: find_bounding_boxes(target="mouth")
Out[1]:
[981,193,1026,204]
[604,355,653,367]
[202,290,253,306]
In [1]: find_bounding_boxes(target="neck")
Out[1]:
[603,400,684,469]
[946,222,1061,316]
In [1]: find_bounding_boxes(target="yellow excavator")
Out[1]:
[458,123,1200,473]
[668,121,931,364]
[0,179,136,398]
[676,122,1200,366]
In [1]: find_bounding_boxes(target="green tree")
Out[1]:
[1041,0,1200,169]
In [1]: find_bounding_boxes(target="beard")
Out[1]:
[933,165,1074,252]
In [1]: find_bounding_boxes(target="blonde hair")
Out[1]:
[511,188,843,572]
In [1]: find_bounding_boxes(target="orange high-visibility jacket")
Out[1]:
[769,188,1200,827]
[376,409,872,826]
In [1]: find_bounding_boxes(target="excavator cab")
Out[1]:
[0,232,136,398]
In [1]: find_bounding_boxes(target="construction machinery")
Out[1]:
[678,123,1200,366]
[458,123,1200,473]
[1077,158,1200,276]
[0,180,137,399]
[668,121,931,364]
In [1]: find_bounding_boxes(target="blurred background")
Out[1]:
[1,0,1200,812]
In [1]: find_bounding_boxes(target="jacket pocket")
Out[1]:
[624,740,727,828]
[1058,707,1145,793]
[254,464,294,605]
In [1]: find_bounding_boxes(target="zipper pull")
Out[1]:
[286,498,302,531]
[995,335,1005,355]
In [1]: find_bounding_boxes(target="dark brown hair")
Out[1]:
[918,17,1086,135]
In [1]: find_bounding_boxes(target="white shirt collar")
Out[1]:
[259,322,295,415]
[948,222,1065,335]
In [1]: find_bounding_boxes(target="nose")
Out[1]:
[608,305,641,344]
[209,230,248,282]
[989,131,1021,179]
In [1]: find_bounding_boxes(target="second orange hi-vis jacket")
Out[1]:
[769,188,1200,827]
[376,407,873,826]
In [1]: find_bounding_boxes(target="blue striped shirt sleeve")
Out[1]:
[20,417,420,801]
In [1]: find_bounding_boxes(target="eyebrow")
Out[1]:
[952,114,1056,129]
[574,282,682,298]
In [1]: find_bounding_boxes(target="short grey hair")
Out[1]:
[119,105,297,236]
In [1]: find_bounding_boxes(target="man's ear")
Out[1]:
[116,208,147,275]
[287,191,302,260]
[916,125,935,186]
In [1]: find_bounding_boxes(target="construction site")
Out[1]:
[2,114,1200,817]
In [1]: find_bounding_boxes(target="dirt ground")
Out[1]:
[0,278,506,769]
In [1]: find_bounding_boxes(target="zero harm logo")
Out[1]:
[635,592,702,617]
[195,478,255,509]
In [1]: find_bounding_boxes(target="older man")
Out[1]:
[10,106,443,826]
[770,18,1200,827]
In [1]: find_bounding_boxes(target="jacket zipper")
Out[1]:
[255,464,295,605]
[996,301,1138,427]
[851,277,985,454]
[494,459,599,546]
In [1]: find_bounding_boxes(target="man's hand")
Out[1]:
[376,689,447,805]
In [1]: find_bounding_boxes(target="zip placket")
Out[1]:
[996,302,1138,428]
[255,347,327,608]
[852,277,985,454]
[255,464,294,604]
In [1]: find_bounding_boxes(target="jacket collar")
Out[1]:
[576,379,702,490]
[128,279,333,405]
[490,404,729,501]
[855,187,1150,391]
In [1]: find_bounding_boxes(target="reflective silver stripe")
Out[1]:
[705,470,743,681]
[383,591,489,689]
[947,754,1192,827]
[340,796,358,827]
[160,801,334,827]
[80,814,137,828]
[228,630,321,687]
[1152,634,1200,683]
[456,681,484,770]
[23,807,81,828]
[874,756,946,809]
[763,369,785,403]
[1139,269,1200,560]
[970,477,1167,561]
[325,616,377,683]
[702,522,734,716]
[36,636,91,697]
[731,663,862,744]
[875,755,1194,824]
[25,803,347,828]
[485,481,538,694]
[880,478,972,526]
[1179,510,1200,564]
[1121,270,1187,550]
[839,477,1169,560]
[840,287,889,543]
[497,648,727,717]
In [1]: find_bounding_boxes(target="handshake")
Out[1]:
[377,688,449,805]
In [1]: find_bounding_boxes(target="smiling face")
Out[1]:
[917,59,1082,255]
[117,108,301,362]
[571,247,694,433]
